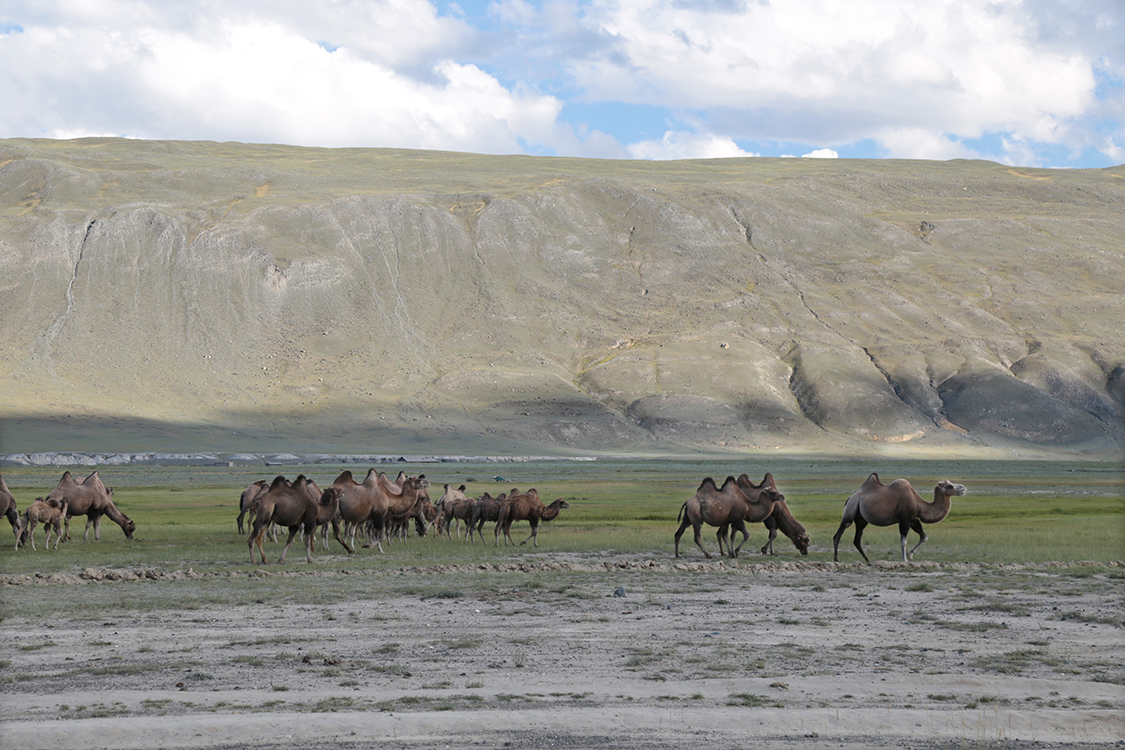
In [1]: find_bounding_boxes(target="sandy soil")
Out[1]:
[2,559,1123,749]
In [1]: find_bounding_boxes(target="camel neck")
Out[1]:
[918,489,952,524]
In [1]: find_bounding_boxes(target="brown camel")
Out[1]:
[494,489,569,547]
[235,480,270,535]
[329,470,428,553]
[18,497,69,551]
[0,473,22,549]
[437,484,474,540]
[248,475,343,564]
[674,476,784,559]
[467,492,505,543]
[46,471,135,541]
[832,473,967,563]
[759,500,810,556]
[386,481,431,542]
[715,474,806,557]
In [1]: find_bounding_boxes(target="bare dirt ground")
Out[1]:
[2,559,1123,749]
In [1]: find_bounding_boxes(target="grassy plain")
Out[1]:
[2,457,1122,583]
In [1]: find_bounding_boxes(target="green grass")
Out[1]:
[0,458,1121,582]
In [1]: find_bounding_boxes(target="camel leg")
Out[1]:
[249,527,266,564]
[730,520,750,557]
[832,519,853,562]
[673,515,692,558]
[63,515,71,542]
[716,525,728,557]
[277,527,300,564]
[332,519,355,554]
[236,509,246,535]
[83,516,93,542]
[691,521,712,559]
[519,518,539,547]
[906,519,928,560]
[762,517,778,555]
[852,518,871,564]
[304,523,316,564]
[28,521,37,551]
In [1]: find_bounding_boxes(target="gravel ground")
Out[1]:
[2,559,1123,749]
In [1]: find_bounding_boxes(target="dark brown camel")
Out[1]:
[248,475,343,564]
[437,484,474,540]
[674,476,784,559]
[494,489,569,547]
[236,480,270,535]
[833,473,967,563]
[18,497,69,551]
[467,492,504,543]
[759,500,810,556]
[45,471,135,541]
[0,473,22,549]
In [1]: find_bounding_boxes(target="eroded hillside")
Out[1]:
[1,139,1122,458]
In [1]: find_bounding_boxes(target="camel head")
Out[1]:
[793,531,810,555]
[760,488,785,504]
[936,480,967,497]
[122,518,137,539]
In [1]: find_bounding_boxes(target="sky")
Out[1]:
[1,0,1122,167]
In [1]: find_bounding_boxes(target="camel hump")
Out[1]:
[269,475,289,490]
[761,472,776,487]
[334,470,354,484]
[458,484,466,491]
[697,477,719,492]
[862,472,883,487]
[720,476,739,491]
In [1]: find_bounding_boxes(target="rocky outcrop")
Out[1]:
[0,139,1122,458]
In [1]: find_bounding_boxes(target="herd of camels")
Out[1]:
[1,468,967,564]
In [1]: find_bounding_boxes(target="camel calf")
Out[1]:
[19,498,69,551]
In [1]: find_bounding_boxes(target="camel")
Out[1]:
[494,489,569,547]
[18,497,69,551]
[235,480,270,535]
[248,475,343,564]
[329,469,428,553]
[467,492,504,543]
[436,484,474,540]
[758,500,810,556]
[45,471,135,541]
[386,482,431,542]
[0,474,22,549]
[673,476,784,559]
[832,473,967,563]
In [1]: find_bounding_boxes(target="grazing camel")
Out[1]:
[45,471,135,541]
[437,484,474,540]
[494,489,569,547]
[248,476,343,564]
[235,480,270,535]
[759,500,810,556]
[674,476,784,559]
[467,492,504,543]
[0,474,22,549]
[19,498,69,550]
[832,473,967,563]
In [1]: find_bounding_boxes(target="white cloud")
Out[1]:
[627,131,758,159]
[0,2,567,154]
[801,148,838,159]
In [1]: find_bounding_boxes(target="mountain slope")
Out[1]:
[1,138,1122,458]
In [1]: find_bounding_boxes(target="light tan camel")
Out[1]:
[0,473,22,549]
[329,470,429,552]
[467,492,505,543]
[494,489,569,547]
[19,497,69,551]
[833,473,967,563]
[759,500,810,556]
[46,471,135,541]
[235,480,270,535]
[674,476,784,559]
[437,484,474,540]
[248,475,343,564]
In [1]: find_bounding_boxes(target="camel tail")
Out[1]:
[676,502,687,523]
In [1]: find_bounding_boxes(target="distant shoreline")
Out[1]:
[0,452,597,468]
